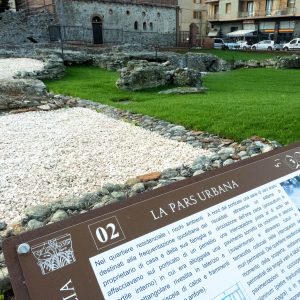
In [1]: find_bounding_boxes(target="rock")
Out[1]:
[173,68,202,87]
[144,181,158,188]
[159,87,207,95]
[102,183,124,192]
[27,219,43,230]
[131,183,145,194]
[237,151,247,157]
[116,60,168,91]
[100,195,114,205]
[92,202,105,210]
[0,267,11,291]
[97,188,110,195]
[217,148,235,160]
[169,125,185,132]
[116,59,205,91]
[24,204,51,221]
[59,197,87,210]
[111,191,126,201]
[161,168,178,179]
[81,193,101,207]
[50,210,68,223]
[261,145,274,153]
[137,172,161,182]
[37,104,51,111]
[277,55,300,69]
[171,176,186,181]
[223,159,234,166]
[180,168,193,177]
[193,170,205,176]
[0,222,7,231]
[211,160,222,168]
[125,177,141,186]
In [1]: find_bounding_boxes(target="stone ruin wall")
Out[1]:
[0,10,56,45]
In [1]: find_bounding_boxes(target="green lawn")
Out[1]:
[45,66,300,145]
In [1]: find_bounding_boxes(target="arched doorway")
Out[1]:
[92,16,103,44]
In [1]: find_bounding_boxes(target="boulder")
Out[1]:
[116,60,203,91]
[0,79,48,111]
[116,60,169,91]
[276,55,300,68]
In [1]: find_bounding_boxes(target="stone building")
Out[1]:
[8,0,179,45]
[206,0,300,42]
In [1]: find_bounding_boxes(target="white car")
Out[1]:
[213,38,240,50]
[251,40,281,51]
[236,40,251,50]
[283,38,300,51]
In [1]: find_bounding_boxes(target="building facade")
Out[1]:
[178,0,208,34]
[9,0,178,45]
[206,0,300,42]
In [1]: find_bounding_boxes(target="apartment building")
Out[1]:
[178,0,208,34]
[206,0,300,42]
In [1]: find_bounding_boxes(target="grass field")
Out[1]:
[45,66,300,145]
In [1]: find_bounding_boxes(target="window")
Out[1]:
[213,4,219,17]
[126,10,130,15]
[149,22,153,31]
[226,3,231,14]
[142,11,146,17]
[109,9,113,15]
[157,12,161,17]
[247,1,254,17]
[92,16,101,23]
[134,21,138,30]
[193,10,201,19]
[143,22,147,30]
[266,0,272,15]
[287,0,295,8]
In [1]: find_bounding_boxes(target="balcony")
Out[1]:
[205,0,219,3]
[207,13,219,21]
[239,8,296,18]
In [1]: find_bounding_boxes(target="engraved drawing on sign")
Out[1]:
[31,234,76,275]
[274,152,300,169]
[212,283,248,300]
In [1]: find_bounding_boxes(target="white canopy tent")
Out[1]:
[226,29,257,37]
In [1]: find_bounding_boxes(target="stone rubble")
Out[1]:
[116,60,203,91]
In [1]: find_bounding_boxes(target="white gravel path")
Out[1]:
[0,108,210,225]
[0,58,45,80]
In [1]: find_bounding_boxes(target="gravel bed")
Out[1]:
[0,107,210,225]
[0,58,45,80]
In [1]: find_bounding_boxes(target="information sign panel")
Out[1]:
[3,142,300,300]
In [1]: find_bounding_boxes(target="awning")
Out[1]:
[226,29,256,37]
[208,29,219,37]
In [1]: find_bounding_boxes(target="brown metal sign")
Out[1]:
[3,142,300,300]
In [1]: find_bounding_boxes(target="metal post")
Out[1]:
[59,26,64,62]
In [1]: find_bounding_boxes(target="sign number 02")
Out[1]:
[95,223,120,244]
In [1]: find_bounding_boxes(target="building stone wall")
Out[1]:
[0,10,56,44]
[56,0,177,45]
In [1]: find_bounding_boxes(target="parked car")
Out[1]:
[283,38,300,51]
[236,40,251,50]
[213,38,240,50]
[251,40,282,51]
